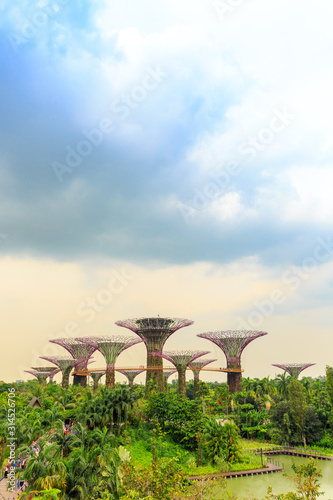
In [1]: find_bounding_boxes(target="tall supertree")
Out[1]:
[197,330,268,393]
[40,356,82,389]
[77,336,142,387]
[272,363,315,379]
[89,371,105,391]
[49,338,97,387]
[32,366,60,383]
[155,350,209,396]
[116,369,145,387]
[25,369,50,384]
[115,317,194,390]
[189,358,216,398]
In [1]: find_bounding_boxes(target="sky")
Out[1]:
[1,0,333,384]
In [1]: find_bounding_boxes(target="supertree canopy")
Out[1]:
[40,356,82,389]
[155,350,209,396]
[77,336,142,387]
[188,358,216,398]
[31,367,57,372]
[115,317,194,390]
[89,371,105,391]
[31,366,60,383]
[116,369,145,387]
[49,338,97,387]
[272,363,315,379]
[197,330,268,393]
[25,369,50,383]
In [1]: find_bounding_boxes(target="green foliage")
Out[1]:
[203,418,240,464]
[289,379,308,447]
[146,392,205,450]
[316,430,333,449]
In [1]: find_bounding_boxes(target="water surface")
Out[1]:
[220,455,333,499]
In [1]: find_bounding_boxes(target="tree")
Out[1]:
[203,418,240,464]
[289,379,308,447]
[275,372,291,401]
[326,365,333,429]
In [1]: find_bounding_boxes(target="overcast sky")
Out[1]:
[1,0,333,384]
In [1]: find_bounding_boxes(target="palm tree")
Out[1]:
[275,372,290,400]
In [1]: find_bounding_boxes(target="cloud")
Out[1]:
[0,0,332,273]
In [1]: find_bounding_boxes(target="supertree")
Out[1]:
[48,369,60,383]
[25,369,50,384]
[89,371,105,391]
[49,338,97,387]
[189,358,217,398]
[115,317,194,390]
[116,369,145,387]
[272,363,315,379]
[163,368,177,388]
[31,366,60,383]
[77,336,142,387]
[40,356,83,389]
[154,350,209,396]
[197,330,268,393]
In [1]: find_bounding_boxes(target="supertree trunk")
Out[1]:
[178,367,187,396]
[227,359,242,393]
[193,371,200,398]
[146,351,164,391]
[106,363,115,387]
[73,374,87,387]
[62,367,72,389]
[227,371,242,393]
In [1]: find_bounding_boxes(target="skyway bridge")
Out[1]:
[72,366,244,375]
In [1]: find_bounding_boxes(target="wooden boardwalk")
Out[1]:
[253,446,333,461]
[187,462,283,481]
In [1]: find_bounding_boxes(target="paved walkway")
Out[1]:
[0,478,17,500]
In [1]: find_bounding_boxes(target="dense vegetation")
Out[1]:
[0,367,332,499]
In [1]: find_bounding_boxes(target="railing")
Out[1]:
[266,456,284,470]
[245,447,284,471]
[247,446,332,458]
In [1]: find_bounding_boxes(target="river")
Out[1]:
[217,455,333,499]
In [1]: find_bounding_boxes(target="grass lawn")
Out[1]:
[129,434,264,476]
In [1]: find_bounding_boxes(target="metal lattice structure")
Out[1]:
[116,369,145,387]
[272,363,315,379]
[115,317,194,390]
[155,350,209,396]
[197,330,268,392]
[89,370,105,391]
[49,338,97,387]
[188,358,216,398]
[25,370,50,383]
[40,356,81,389]
[31,367,57,372]
[77,336,142,387]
